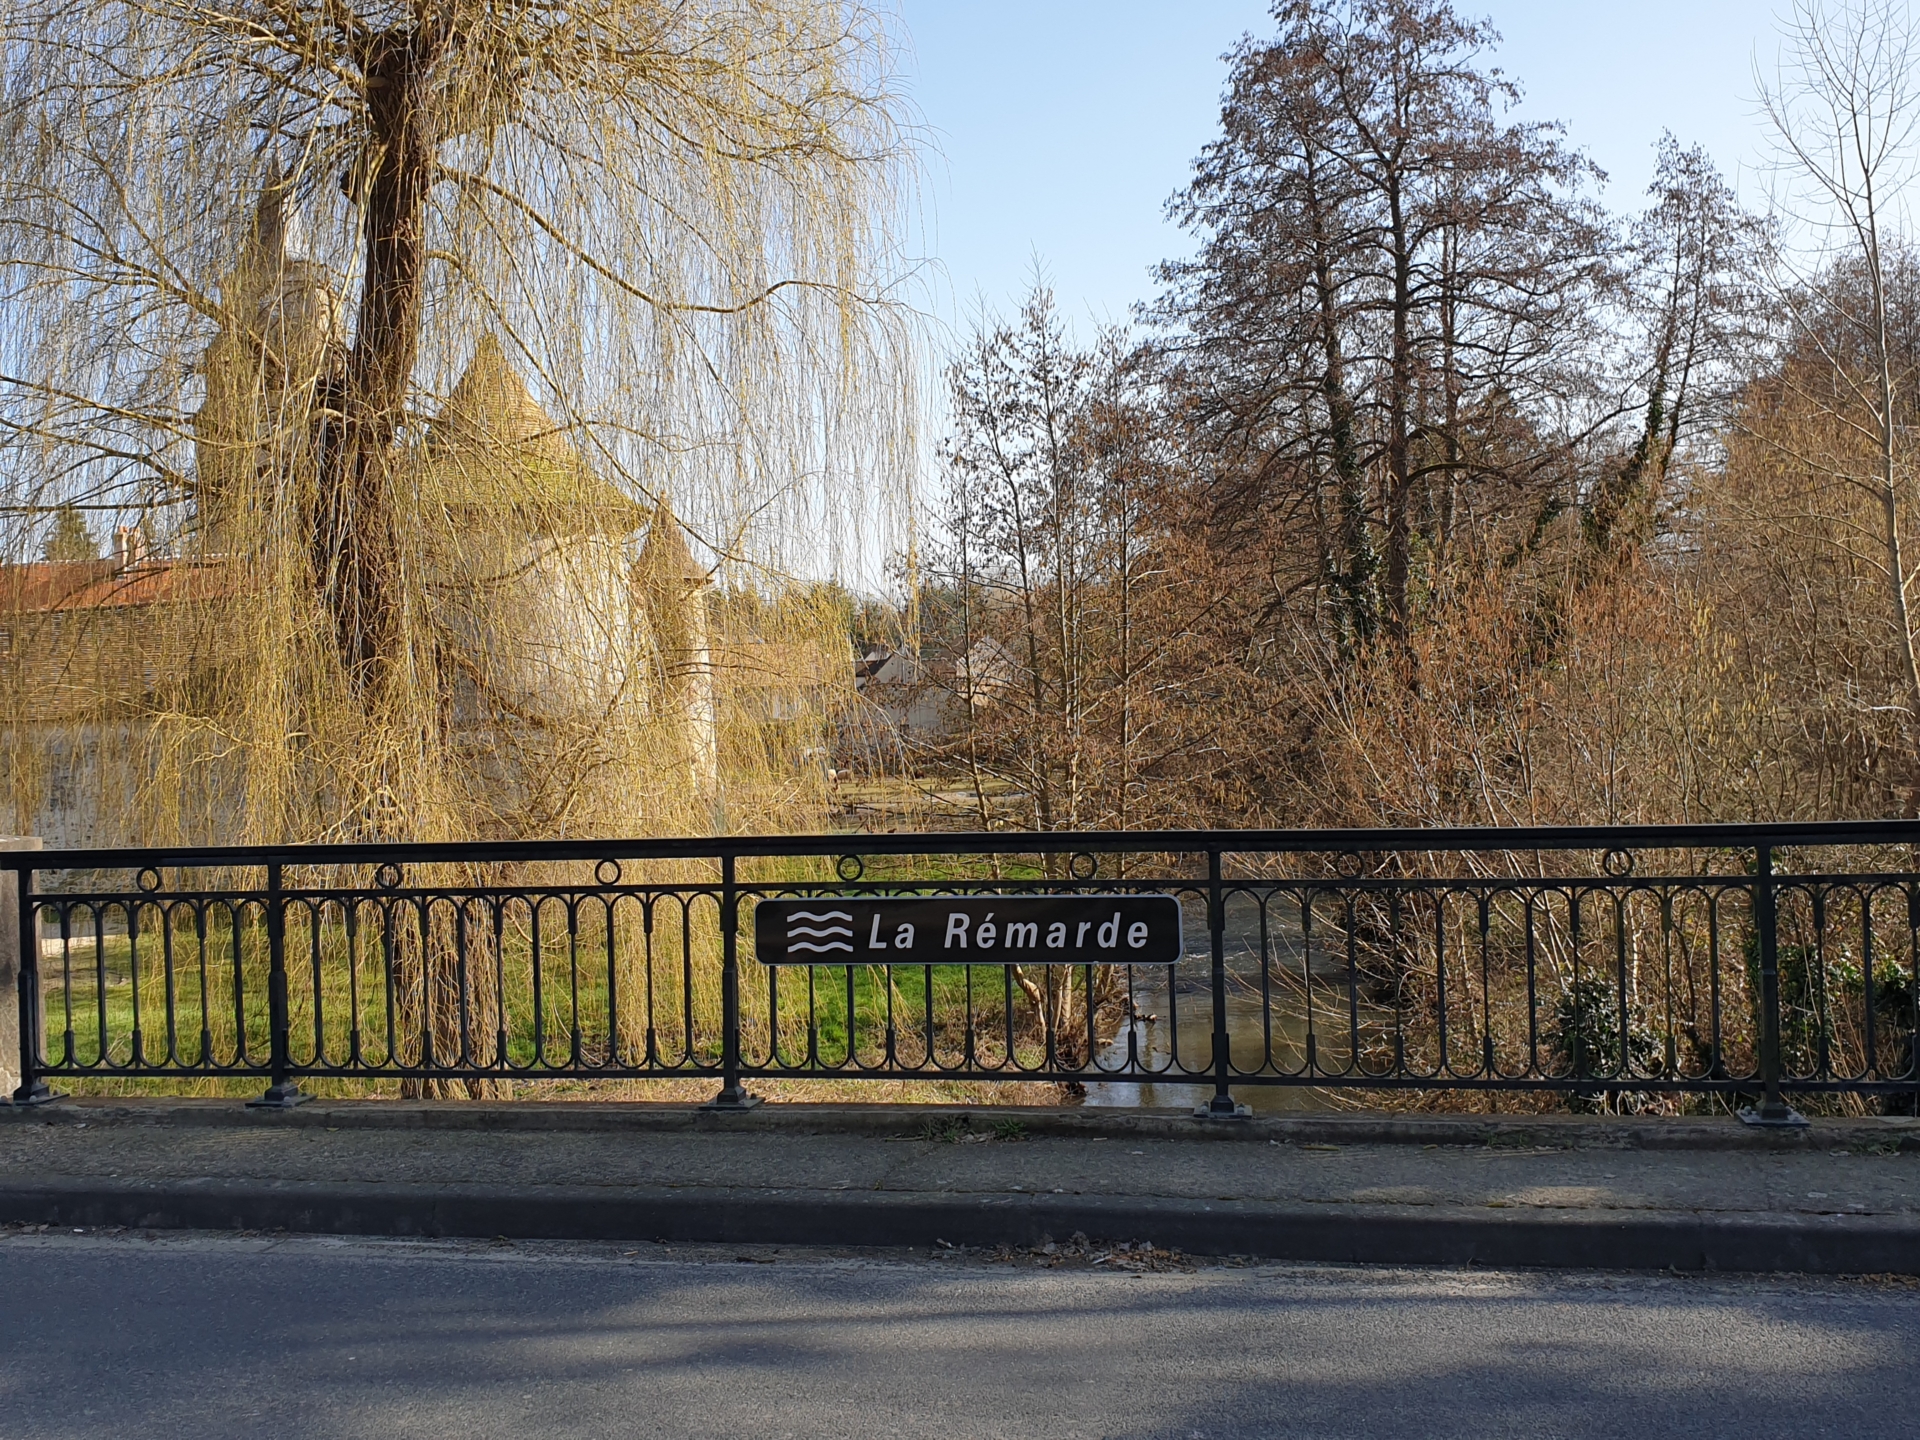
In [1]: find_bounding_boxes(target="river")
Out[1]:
[1078,888,1389,1114]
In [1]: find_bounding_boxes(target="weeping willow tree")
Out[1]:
[0,0,915,850]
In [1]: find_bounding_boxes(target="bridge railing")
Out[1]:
[7,824,1918,1122]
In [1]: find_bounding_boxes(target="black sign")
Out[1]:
[753,895,1184,966]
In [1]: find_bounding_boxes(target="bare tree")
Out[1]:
[920,289,1196,1062]
[1757,0,1920,803]
[1157,0,1609,651]
[1583,136,1763,567]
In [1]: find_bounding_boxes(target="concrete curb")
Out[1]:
[6,1096,1919,1151]
[3,1176,1914,1275]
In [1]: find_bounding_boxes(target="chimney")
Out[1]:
[113,524,147,570]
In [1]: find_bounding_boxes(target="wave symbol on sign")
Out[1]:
[785,909,854,953]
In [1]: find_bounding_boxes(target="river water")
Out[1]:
[1078,889,1388,1115]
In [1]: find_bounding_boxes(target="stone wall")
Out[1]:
[0,836,44,1099]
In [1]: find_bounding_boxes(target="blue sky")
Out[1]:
[898,1,1785,338]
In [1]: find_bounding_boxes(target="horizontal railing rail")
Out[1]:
[12,818,1920,871]
[9,824,1920,1123]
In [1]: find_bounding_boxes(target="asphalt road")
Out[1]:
[1,1230,1915,1440]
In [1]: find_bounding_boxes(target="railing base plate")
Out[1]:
[1194,1102,1252,1120]
[703,1088,764,1112]
[1737,1104,1810,1129]
[7,1082,60,1108]
[247,1084,312,1111]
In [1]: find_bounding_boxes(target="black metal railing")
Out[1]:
[7,823,1920,1121]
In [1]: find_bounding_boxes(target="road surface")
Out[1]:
[1,1228,1914,1439]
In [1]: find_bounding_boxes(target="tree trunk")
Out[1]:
[317,26,444,697]
[1305,148,1376,649]
[1383,184,1415,647]
[322,25,503,1098]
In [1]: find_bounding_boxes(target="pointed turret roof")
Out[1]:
[422,334,643,536]
[636,502,711,591]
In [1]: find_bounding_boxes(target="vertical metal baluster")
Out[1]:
[381,899,398,1071]
[1481,893,1495,1078]
[1301,890,1316,1076]
[1614,890,1630,1081]
[1167,935,1184,1077]
[708,852,759,1108]
[1345,893,1360,1078]
[768,959,784,1068]
[567,898,582,1069]
[710,864,760,1113]
[807,958,820,1067]
[531,899,546,1069]
[1080,960,1094,1077]
[195,903,212,1069]
[229,901,246,1068]
[1299,891,1314,1076]
[845,954,858,1068]
[962,960,975,1070]
[92,905,106,1067]
[57,905,73,1068]
[1002,964,1017,1071]
[885,960,898,1070]
[1042,961,1059,1075]
[1524,891,1540,1077]
[162,902,179,1066]
[417,895,435,1078]
[1814,887,1831,1078]
[643,898,659,1068]
[1862,887,1880,1081]
[923,960,936,1071]
[1565,890,1579,1086]
[1907,887,1920,1106]
[12,866,53,1104]
[1199,847,1244,1118]
[127,900,144,1068]
[494,898,509,1077]
[1257,893,1273,1071]
[1663,890,1677,1080]
[346,901,363,1068]
[680,900,694,1067]
[606,896,620,1070]
[1743,843,1805,1126]
[310,901,327,1069]
[456,898,473,1069]
[251,861,305,1108]
[1707,893,1724,1082]
[1390,890,1406,1077]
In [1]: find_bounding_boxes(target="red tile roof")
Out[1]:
[0,560,239,613]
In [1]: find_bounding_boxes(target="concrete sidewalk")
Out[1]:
[3,1099,1917,1274]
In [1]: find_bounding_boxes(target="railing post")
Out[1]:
[707,850,761,1110]
[1741,843,1806,1128]
[7,853,55,1106]
[249,861,308,1109]
[1198,847,1247,1119]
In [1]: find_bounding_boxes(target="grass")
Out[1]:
[26,901,1097,1085]
[916,1113,1031,1142]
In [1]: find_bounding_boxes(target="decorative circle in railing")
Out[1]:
[595,859,622,887]
[1335,851,1366,879]
[1069,852,1099,880]
[836,854,866,882]
[136,867,162,893]
[373,862,406,891]
[1602,848,1636,878]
